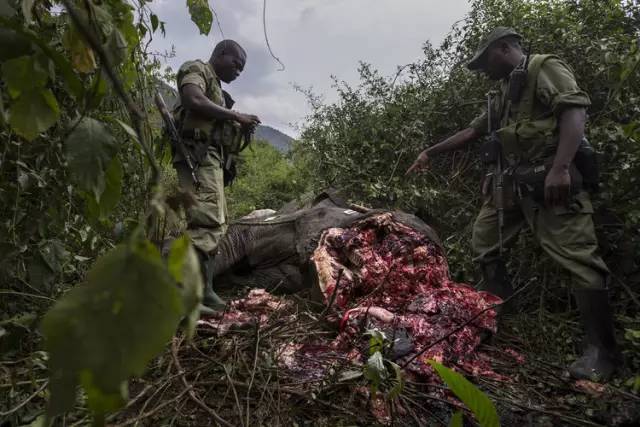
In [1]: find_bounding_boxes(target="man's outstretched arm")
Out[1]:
[181,84,260,128]
[405,127,480,175]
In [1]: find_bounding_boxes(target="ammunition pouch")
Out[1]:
[574,138,600,192]
[480,137,501,165]
[212,121,246,156]
[180,128,217,165]
[513,158,583,201]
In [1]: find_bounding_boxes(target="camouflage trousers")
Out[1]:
[174,146,228,255]
[472,191,609,289]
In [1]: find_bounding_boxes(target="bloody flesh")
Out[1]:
[200,213,504,382]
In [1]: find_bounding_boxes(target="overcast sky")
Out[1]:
[148,0,471,137]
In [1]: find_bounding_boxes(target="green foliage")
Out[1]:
[362,329,405,400]
[429,360,500,427]
[0,1,201,422]
[226,140,311,218]
[65,117,119,200]
[42,238,184,420]
[449,411,464,427]
[298,0,640,285]
[2,54,60,140]
[167,236,203,340]
[186,0,213,35]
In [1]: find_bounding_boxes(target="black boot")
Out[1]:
[569,288,619,381]
[479,260,514,301]
[196,249,226,311]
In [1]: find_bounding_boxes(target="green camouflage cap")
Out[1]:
[467,27,522,70]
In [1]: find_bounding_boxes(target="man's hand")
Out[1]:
[235,112,261,129]
[405,150,430,175]
[544,164,571,207]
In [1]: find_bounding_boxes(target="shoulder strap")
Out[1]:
[517,54,558,121]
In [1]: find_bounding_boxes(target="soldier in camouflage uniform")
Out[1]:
[407,28,619,380]
[174,40,260,309]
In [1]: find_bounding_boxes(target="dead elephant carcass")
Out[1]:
[205,192,503,379]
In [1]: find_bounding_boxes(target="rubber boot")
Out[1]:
[196,249,226,311]
[568,288,619,381]
[477,260,513,343]
[479,260,514,302]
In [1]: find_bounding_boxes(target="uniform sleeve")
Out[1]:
[468,111,488,136]
[536,58,590,114]
[177,62,207,93]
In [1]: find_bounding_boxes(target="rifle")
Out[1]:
[154,92,201,190]
[486,90,505,255]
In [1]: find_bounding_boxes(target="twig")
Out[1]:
[611,274,640,309]
[0,380,48,416]
[222,364,245,427]
[262,0,285,71]
[170,338,233,427]
[321,268,344,316]
[245,323,260,426]
[0,290,55,302]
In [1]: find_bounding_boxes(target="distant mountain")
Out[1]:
[254,125,294,153]
[154,80,294,153]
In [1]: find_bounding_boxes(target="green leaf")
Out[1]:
[150,13,159,32]
[100,156,123,213]
[2,55,48,98]
[0,17,84,99]
[65,117,118,199]
[104,28,128,66]
[86,70,109,110]
[449,411,464,427]
[87,157,123,222]
[364,351,387,393]
[42,239,184,417]
[365,328,386,355]
[186,0,213,35]
[114,118,138,140]
[168,236,203,340]
[429,360,500,427]
[63,25,97,74]
[8,89,60,141]
[387,362,405,401]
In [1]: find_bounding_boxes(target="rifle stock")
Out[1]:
[154,92,201,190]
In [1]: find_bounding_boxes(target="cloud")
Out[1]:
[148,0,471,136]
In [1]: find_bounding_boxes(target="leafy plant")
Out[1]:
[429,360,500,427]
[361,329,405,400]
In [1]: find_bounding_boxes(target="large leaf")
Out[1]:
[186,0,213,35]
[429,360,500,427]
[168,236,203,340]
[86,156,123,222]
[8,88,60,141]
[0,17,84,99]
[42,239,184,418]
[63,24,97,74]
[65,117,118,199]
[1,55,47,98]
[104,27,128,66]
